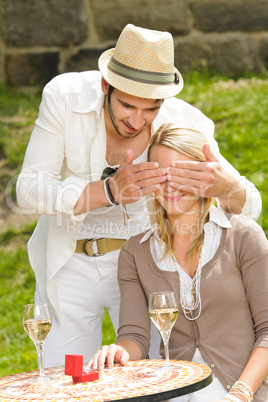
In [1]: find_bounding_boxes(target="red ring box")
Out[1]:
[65,354,99,382]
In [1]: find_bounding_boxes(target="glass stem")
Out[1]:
[161,330,171,366]
[35,342,45,379]
[164,342,169,365]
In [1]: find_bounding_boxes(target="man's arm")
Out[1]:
[74,149,166,215]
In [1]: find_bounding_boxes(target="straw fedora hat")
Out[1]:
[98,24,183,99]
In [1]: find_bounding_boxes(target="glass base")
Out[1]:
[148,362,182,377]
[31,374,53,383]
[6,373,54,392]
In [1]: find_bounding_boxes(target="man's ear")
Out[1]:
[101,77,109,94]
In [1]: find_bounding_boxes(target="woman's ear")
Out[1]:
[101,77,109,94]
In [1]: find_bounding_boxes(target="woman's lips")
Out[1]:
[164,194,184,202]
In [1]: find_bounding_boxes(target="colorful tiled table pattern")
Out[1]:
[0,359,212,401]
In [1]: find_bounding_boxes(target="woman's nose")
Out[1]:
[163,179,172,191]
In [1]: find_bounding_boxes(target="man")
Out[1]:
[17,24,261,368]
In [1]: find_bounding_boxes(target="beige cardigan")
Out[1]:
[117,214,268,401]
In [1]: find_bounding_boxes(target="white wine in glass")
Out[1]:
[23,303,52,382]
[149,291,178,366]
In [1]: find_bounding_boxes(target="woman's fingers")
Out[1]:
[87,344,130,371]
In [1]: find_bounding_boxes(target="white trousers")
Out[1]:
[168,377,226,402]
[35,250,121,368]
[168,348,226,402]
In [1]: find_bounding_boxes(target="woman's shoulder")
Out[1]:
[229,214,264,231]
[227,214,267,244]
[121,230,151,252]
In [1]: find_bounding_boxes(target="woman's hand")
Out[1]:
[214,398,245,402]
[214,399,231,402]
[87,344,130,371]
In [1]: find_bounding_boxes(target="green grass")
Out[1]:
[0,84,42,201]
[179,72,268,231]
[0,84,41,166]
[0,229,115,376]
[0,72,267,377]
[0,246,36,374]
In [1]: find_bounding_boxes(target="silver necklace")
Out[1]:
[172,250,203,321]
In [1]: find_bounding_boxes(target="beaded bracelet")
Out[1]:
[228,381,253,402]
[222,395,242,402]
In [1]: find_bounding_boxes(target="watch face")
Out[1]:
[101,166,118,180]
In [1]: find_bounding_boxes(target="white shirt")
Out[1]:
[16,71,261,316]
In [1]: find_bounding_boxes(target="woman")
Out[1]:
[89,123,268,401]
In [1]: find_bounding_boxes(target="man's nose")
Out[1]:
[128,110,145,130]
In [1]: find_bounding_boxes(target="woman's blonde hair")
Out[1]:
[147,122,215,260]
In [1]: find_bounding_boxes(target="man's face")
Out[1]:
[105,85,162,139]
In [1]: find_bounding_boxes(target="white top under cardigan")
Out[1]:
[140,205,231,272]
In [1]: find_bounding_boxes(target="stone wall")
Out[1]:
[0,0,267,86]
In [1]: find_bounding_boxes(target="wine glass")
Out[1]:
[149,291,178,367]
[23,303,52,382]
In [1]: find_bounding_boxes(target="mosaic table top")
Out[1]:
[0,359,212,401]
